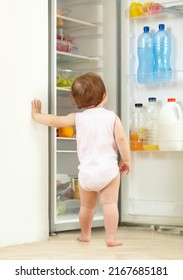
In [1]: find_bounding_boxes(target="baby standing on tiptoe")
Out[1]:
[32,72,130,247]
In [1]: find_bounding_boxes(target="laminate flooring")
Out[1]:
[0,226,183,260]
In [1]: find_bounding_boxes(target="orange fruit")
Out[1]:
[58,126,74,138]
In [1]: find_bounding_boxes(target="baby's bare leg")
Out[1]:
[100,173,122,247]
[78,184,98,242]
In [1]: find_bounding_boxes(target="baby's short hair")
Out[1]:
[71,72,106,109]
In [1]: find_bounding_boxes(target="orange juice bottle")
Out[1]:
[130,130,143,151]
[130,103,147,151]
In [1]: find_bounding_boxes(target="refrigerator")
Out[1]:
[49,0,183,234]
[120,0,183,228]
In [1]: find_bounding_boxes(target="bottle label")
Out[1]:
[138,127,148,142]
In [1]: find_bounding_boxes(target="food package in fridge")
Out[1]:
[57,8,71,27]
[57,29,77,54]
[56,68,82,88]
[57,40,72,53]
[57,197,80,217]
[56,173,71,192]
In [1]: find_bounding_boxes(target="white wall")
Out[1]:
[0,0,49,247]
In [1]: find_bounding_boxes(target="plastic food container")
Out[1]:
[56,29,77,53]
[71,178,80,199]
[57,197,80,217]
[57,28,78,54]
[57,40,72,53]
[56,173,71,191]
[57,8,71,27]
[57,69,82,88]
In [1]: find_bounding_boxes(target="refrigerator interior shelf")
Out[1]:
[63,0,103,6]
[57,215,79,222]
[57,51,99,63]
[56,150,77,153]
[57,15,98,28]
[57,87,71,92]
[57,137,76,140]
[57,213,103,223]
[127,1,183,20]
[57,87,71,96]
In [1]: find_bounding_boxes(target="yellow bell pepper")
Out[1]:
[130,2,144,17]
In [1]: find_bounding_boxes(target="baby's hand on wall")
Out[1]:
[32,99,42,119]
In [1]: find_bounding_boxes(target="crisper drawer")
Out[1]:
[57,195,80,220]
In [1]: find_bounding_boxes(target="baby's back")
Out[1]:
[76,107,119,191]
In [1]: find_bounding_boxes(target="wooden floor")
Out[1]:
[0,225,183,260]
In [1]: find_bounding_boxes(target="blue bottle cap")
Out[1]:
[144,26,149,32]
[148,97,156,102]
[159,24,165,30]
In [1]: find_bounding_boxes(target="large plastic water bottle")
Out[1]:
[153,24,172,82]
[130,103,147,150]
[146,97,160,148]
[137,26,154,84]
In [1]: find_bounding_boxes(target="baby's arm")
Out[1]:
[32,99,76,127]
[114,115,131,174]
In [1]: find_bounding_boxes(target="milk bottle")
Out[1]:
[158,98,183,151]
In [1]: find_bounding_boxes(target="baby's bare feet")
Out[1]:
[106,240,122,247]
[77,235,90,242]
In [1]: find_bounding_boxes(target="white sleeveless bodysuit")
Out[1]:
[75,107,119,192]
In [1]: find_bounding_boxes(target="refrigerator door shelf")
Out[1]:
[122,199,183,227]
[126,199,183,218]
[127,70,183,85]
[159,141,183,151]
[127,1,183,20]
[131,142,183,152]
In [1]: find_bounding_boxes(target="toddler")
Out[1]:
[32,72,130,247]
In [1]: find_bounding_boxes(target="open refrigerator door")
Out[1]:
[119,0,183,228]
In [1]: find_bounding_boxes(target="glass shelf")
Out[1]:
[57,51,99,63]
[57,15,98,28]
[57,137,76,140]
[56,150,77,153]
[63,0,103,7]
[56,87,71,96]
[56,213,103,223]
